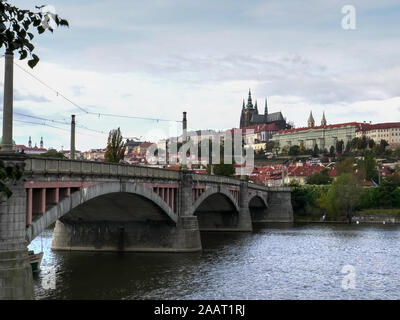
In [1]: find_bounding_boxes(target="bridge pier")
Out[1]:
[0,155,33,300]
[237,180,253,232]
[254,189,294,223]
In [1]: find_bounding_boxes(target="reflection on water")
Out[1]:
[29,224,400,300]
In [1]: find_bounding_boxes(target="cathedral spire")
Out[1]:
[321,111,327,126]
[28,136,32,148]
[242,99,245,110]
[246,89,253,109]
[308,111,315,128]
[40,137,43,148]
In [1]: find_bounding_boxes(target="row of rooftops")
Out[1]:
[15,144,47,153]
[275,122,365,134]
[250,163,398,185]
[356,122,400,131]
[274,122,400,135]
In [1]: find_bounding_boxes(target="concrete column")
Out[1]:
[179,170,193,216]
[70,115,76,160]
[1,50,14,152]
[0,154,34,299]
[238,180,253,232]
[263,189,294,222]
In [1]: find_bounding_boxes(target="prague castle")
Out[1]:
[239,90,291,130]
[238,91,400,152]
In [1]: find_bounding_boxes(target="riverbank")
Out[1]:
[295,209,400,224]
[352,209,400,224]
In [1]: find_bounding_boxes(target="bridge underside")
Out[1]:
[249,196,269,223]
[51,192,201,252]
[194,193,252,232]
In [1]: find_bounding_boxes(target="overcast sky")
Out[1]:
[1,0,400,151]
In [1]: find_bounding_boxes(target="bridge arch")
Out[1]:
[26,182,178,244]
[191,186,240,215]
[248,192,269,223]
[248,193,268,208]
[191,186,240,231]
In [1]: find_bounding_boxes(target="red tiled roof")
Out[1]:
[357,122,400,132]
[276,122,363,134]
[251,164,337,179]
[167,165,181,171]
[15,145,47,152]
[139,142,154,148]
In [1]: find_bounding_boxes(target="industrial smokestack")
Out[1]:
[71,115,76,160]
[182,111,187,143]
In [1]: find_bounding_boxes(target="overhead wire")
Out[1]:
[13,61,182,123]
[0,108,108,135]
[0,117,106,138]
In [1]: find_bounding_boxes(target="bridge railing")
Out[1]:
[192,172,241,186]
[248,183,291,192]
[23,157,291,192]
[24,157,180,180]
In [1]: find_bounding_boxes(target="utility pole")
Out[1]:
[1,50,14,152]
[70,115,76,160]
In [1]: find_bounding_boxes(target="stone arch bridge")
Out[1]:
[0,155,293,299]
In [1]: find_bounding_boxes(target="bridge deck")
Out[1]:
[23,157,290,192]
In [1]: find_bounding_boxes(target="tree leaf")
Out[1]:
[33,18,41,27]
[19,49,27,60]
[23,19,30,30]
[27,55,39,68]
[25,42,34,51]
[37,25,45,34]
[59,19,69,27]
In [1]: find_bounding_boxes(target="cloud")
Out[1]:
[14,90,51,103]
[70,85,85,96]
[5,0,400,151]
[0,82,51,103]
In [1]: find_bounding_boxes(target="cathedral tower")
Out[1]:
[321,111,327,126]
[308,111,315,128]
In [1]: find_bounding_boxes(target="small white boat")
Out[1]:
[29,250,43,272]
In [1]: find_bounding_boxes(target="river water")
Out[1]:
[28,224,400,300]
